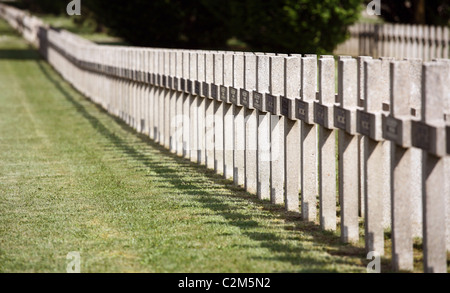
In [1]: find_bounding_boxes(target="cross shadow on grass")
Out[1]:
[35,57,372,273]
[0,48,40,60]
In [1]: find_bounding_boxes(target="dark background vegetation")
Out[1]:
[10,0,450,54]
[371,0,450,26]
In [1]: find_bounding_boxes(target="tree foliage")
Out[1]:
[15,0,365,54]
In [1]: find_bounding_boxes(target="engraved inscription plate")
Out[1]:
[229,87,238,105]
[220,86,228,102]
[187,80,193,94]
[266,94,276,114]
[335,107,346,130]
[195,81,201,96]
[359,111,370,136]
[148,73,153,85]
[412,121,430,151]
[253,91,263,111]
[211,84,218,100]
[202,82,209,98]
[240,89,250,107]
[280,96,290,117]
[447,126,450,154]
[296,100,308,121]
[315,103,326,126]
[384,116,400,141]
[180,78,186,92]
[173,77,178,91]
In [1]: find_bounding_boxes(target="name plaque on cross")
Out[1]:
[180,78,186,92]
[280,96,290,117]
[202,82,209,98]
[148,73,153,85]
[447,126,450,155]
[187,80,193,94]
[240,89,250,108]
[266,94,276,114]
[334,107,346,130]
[384,116,400,140]
[412,121,431,152]
[173,77,178,91]
[253,91,263,112]
[195,81,201,96]
[315,103,326,126]
[296,100,308,121]
[229,87,238,105]
[220,86,228,103]
[211,84,218,100]
[358,111,371,137]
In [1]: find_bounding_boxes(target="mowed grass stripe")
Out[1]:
[0,19,366,273]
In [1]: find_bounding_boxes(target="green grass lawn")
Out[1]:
[4,16,447,273]
[0,18,369,273]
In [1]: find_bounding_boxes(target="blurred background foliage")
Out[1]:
[9,0,450,54]
[364,0,450,26]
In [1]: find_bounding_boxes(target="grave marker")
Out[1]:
[256,54,271,200]
[175,51,184,157]
[244,53,258,194]
[169,51,177,153]
[164,51,171,148]
[300,55,318,222]
[269,56,285,205]
[182,51,190,158]
[205,53,215,170]
[213,53,224,175]
[196,53,206,164]
[148,50,155,139]
[233,53,245,186]
[223,53,234,179]
[387,61,414,271]
[189,52,198,162]
[284,56,301,212]
[362,59,385,256]
[317,55,337,231]
[420,62,448,273]
[337,56,359,243]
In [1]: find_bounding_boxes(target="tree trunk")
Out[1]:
[413,0,426,24]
